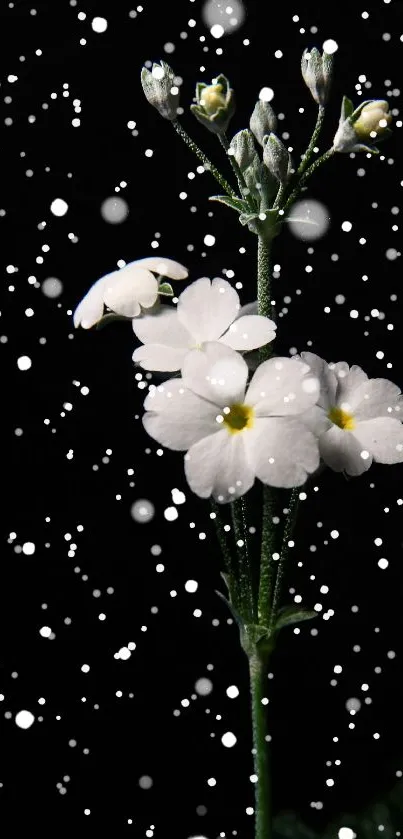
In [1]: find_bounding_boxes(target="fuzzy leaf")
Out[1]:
[275,606,318,631]
[341,95,354,121]
[209,194,249,213]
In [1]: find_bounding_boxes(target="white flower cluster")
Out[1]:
[74,261,403,503]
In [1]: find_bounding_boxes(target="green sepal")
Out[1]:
[95,313,132,330]
[195,82,207,99]
[215,588,244,630]
[275,605,318,631]
[209,194,249,214]
[158,282,174,296]
[340,95,354,121]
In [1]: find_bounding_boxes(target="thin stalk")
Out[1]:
[257,485,276,626]
[249,651,272,839]
[297,105,326,176]
[281,147,335,216]
[257,235,273,347]
[172,120,237,198]
[269,487,301,630]
[231,500,254,622]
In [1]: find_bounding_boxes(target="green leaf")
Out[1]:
[214,588,244,629]
[158,282,174,296]
[95,313,132,330]
[209,194,249,213]
[275,605,318,631]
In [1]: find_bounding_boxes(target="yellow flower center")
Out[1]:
[223,403,254,434]
[328,405,355,431]
[200,84,226,115]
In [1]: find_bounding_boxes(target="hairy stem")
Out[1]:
[172,120,237,198]
[249,651,272,839]
[269,487,301,630]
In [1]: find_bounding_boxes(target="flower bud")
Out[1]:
[190,74,235,135]
[333,96,393,153]
[249,99,277,146]
[301,47,333,106]
[140,61,179,121]
[229,129,259,171]
[353,100,392,140]
[262,133,290,184]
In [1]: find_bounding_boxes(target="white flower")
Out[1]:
[297,352,403,476]
[142,342,320,503]
[132,277,276,372]
[73,257,188,329]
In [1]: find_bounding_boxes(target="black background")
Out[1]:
[0,0,402,836]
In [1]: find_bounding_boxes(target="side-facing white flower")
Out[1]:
[132,277,276,372]
[73,257,188,329]
[142,342,320,502]
[297,352,403,475]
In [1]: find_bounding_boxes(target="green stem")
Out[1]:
[257,485,275,626]
[249,651,272,839]
[281,147,335,217]
[297,105,326,176]
[231,500,254,622]
[172,120,237,198]
[269,487,301,630]
[257,235,273,348]
[210,499,240,609]
[219,133,256,210]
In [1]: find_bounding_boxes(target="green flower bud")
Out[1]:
[249,99,277,146]
[301,47,333,106]
[190,74,235,135]
[262,133,290,184]
[229,129,258,171]
[140,61,179,121]
[333,97,393,153]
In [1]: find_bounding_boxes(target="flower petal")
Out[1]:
[181,341,249,404]
[235,300,258,318]
[133,344,188,372]
[319,425,372,475]
[104,266,158,315]
[350,378,403,421]
[353,417,403,464]
[219,315,276,350]
[333,363,369,412]
[73,274,110,329]
[132,305,193,347]
[177,277,240,343]
[185,429,256,503]
[299,405,332,436]
[132,256,188,280]
[246,357,319,416]
[143,379,219,450]
[249,417,320,488]
[299,352,337,410]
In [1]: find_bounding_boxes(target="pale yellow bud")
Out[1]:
[200,84,226,116]
[354,101,392,140]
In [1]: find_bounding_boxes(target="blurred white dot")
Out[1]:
[42,277,63,298]
[92,16,108,32]
[204,234,216,246]
[185,579,198,593]
[15,710,35,729]
[50,198,68,217]
[323,38,338,54]
[22,542,35,555]
[195,677,213,696]
[221,731,237,748]
[139,775,153,789]
[130,499,155,523]
[164,506,178,521]
[164,42,175,53]
[202,0,245,34]
[338,829,356,839]
[386,248,399,260]
[226,684,239,698]
[378,558,389,569]
[342,220,352,232]
[17,355,32,371]
[100,197,129,224]
[346,697,361,712]
[211,23,224,38]
[287,200,330,241]
[259,87,274,102]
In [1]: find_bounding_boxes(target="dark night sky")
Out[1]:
[1,0,403,836]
